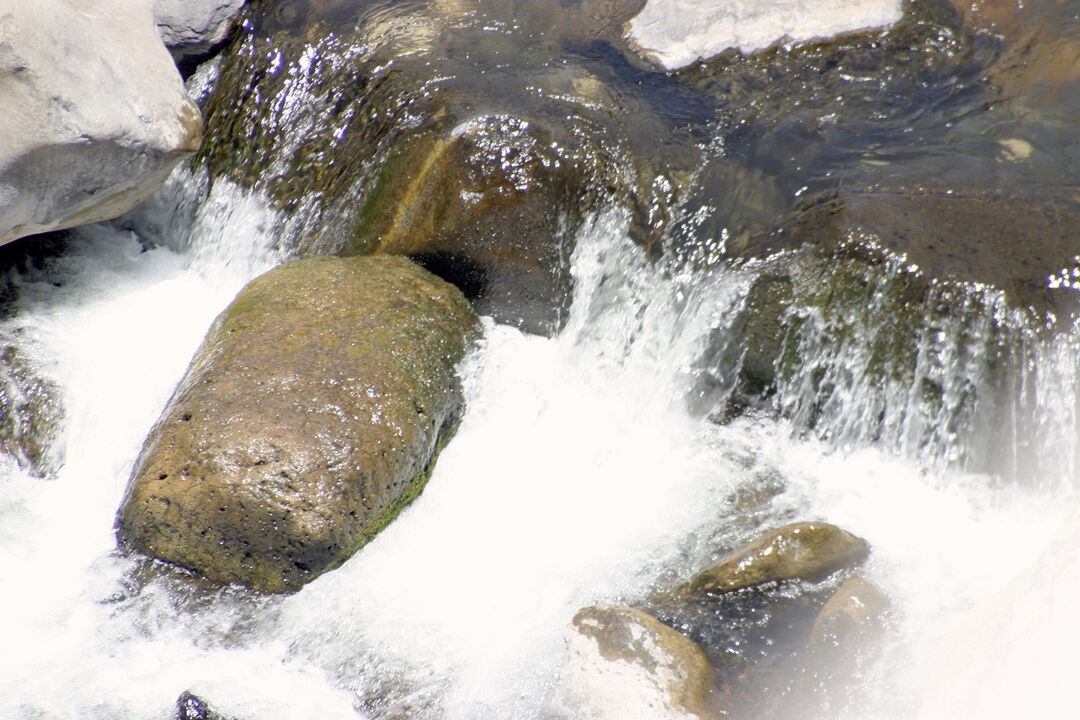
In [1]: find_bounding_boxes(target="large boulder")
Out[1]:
[154,0,246,68]
[196,0,659,334]
[117,255,479,593]
[0,0,202,246]
[689,522,870,595]
[557,605,718,719]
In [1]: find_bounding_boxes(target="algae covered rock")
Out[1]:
[117,255,479,593]
[176,691,233,720]
[733,190,1080,318]
[350,116,585,334]
[196,0,643,335]
[558,605,717,720]
[689,522,870,595]
[0,342,63,477]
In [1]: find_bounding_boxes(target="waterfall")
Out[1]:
[2,1,1079,714]
[1,159,1077,718]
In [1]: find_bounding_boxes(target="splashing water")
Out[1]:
[0,166,1078,720]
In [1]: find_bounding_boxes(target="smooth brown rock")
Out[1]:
[349,116,587,334]
[117,255,479,593]
[773,577,892,718]
[689,522,870,595]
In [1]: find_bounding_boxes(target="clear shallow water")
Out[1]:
[0,171,1077,719]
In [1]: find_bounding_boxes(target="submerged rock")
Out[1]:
[772,577,892,717]
[117,256,479,593]
[176,691,232,720]
[558,605,717,719]
[0,0,202,246]
[0,342,62,477]
[806,576,891,658]
[689,522,870,595]
[154,0,246,70]
[693,187,1080,460]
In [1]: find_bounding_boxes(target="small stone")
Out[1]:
[689,522,870,595]
[559,605,717,719]
[176,691,229,720]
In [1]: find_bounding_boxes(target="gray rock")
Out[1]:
[626,0,901,69]
[154,0,246,66]
[0,0,202,246]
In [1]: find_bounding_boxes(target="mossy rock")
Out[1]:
[689,522,870,595]
[117,255,479,593]
[194,0,713,334]
[564,605,718,719]
[733,189,1080,320]
[696,188,1080,465]
[0,342,63,477]
[348,116,588,334]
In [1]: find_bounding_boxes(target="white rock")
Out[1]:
[153,0,246,64]
[0,0,201,245]
[627,0,903,70]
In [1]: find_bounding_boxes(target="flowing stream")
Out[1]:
[0,167,1077,719]
[3,1,1080,716]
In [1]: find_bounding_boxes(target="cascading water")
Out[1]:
[1,157,1078,718]
[3,0,1080,717]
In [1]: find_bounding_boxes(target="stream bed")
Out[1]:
[2,0,1080,718]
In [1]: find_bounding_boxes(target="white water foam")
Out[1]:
[628,0,903,69]
[0,175,327,719]
[0,189,1078,720]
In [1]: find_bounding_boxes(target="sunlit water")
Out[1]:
[0,175,1077,720]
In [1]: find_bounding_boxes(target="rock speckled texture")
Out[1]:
[117,256,479,592]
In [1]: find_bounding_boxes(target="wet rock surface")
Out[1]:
[176,691,233,720]
[0,0,202,246]
[732,189,1080,320]
[0,341,62,477]
[349,116,585,334]
[688,522,870,595]
[196,0,687,334]
[559,605,718,719]
[154,0,247,70]
[117,255,479,593]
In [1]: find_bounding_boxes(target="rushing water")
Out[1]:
[3,0,1080,717]
[0,169,1077,719]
